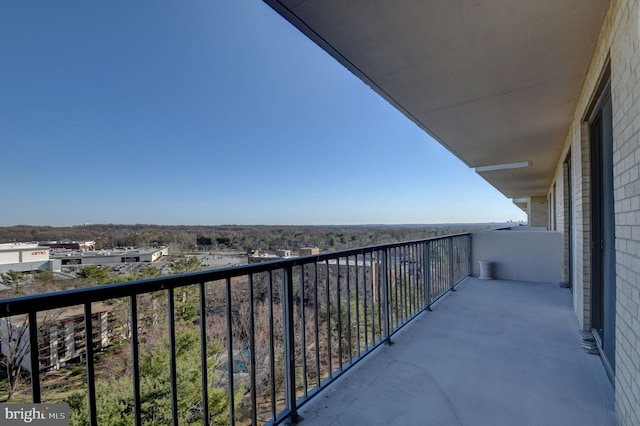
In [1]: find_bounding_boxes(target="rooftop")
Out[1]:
[49,246,165,258]
[298,277,616,426]
[0,243,40,251]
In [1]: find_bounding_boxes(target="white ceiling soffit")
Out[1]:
[513,198,530,213]
[264,0,609,199]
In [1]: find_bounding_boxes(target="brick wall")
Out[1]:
[549,0,640,423]
[528,196,548,227]
[609,1,640,423]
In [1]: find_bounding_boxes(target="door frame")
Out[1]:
[588,78,616,380]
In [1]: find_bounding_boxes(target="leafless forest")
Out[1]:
[0,223,504,253]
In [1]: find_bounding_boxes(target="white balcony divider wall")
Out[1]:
[470,230,561,283]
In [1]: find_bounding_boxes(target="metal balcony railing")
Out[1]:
[0,234,470,425]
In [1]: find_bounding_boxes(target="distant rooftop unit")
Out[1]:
[248,247,320,263]
[0,242,40,251]
[299,247,320,256]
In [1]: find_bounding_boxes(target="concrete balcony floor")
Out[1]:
[299,278,617,426]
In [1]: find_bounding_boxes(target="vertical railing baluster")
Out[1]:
[299,266,308,397]
[346,255,352,362]
[425,241,432,309]
[391,247,396,329]
[456,238,460,280]
[313,262,320,389]
[411,243,422,314]
[247,276,257,426]
[440,239,445,293]
[434,241,438,300]
[225,278,235,426]
[325,260,332,378]
[395,246,400,326]
[167,289,178,426]
[382,249,391,345]
[439,240,443,296]
[433,241,437,298]
[199,282,210,426]
[404,245,410,319]
[355,253,361,357]
[405,245,410,317]
[130,296,142,426]
[411,243,423,313]
[467,235,472,277]
[419,243,425,309]
[436,240,440,297]
[370,251,382,346]
[407,244,411,318]
[412,244,418,312]
[267,272,276,422]
[462,236,467,278]
[28,311,41,403]
[449,238,455,291]
[395,246,400,327]
[374,249,380,343]
[462,236,467,280]
[414,243,419,313]
[395,246,401,325]
[456,236,460,280]
[442,240,446,294]
[363,253,369,351]
[84,303,98,426]
[336,257,342,370]
[369,253,375,345]
[415,244,421,310]
[402,245,406,321]
[400,245,405,322]
[283,266,299,422]
[406,245,410,319]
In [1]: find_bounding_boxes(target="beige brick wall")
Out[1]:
[554,157,570,286]
[549,1,640,424]
[610,2,640,423]
[577,121,592,331]
[528,196,548,227]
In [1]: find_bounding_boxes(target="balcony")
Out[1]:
[0,231,615,425]
[298,277,616,426]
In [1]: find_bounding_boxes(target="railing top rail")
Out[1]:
[0,233,470,318]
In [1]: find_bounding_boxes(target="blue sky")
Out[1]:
[0,1,527,226]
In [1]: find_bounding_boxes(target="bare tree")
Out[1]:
[0,285,59,401]
[0,315,30,400]
[0,313,56,401]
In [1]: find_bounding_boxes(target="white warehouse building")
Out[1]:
[50,246,169,266]
[0,243,61,274]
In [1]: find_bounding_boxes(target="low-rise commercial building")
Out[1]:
[0,243,60,273]
[50,246,169,265]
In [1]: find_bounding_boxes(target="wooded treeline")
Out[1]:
[0,223,504,252]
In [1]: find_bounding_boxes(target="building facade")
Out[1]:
[0,305,110,373]
[50,246,169,265]
[545,3,640,421]
[39,241,96,250]
[0,243,60,273]
[264,0,640,423]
